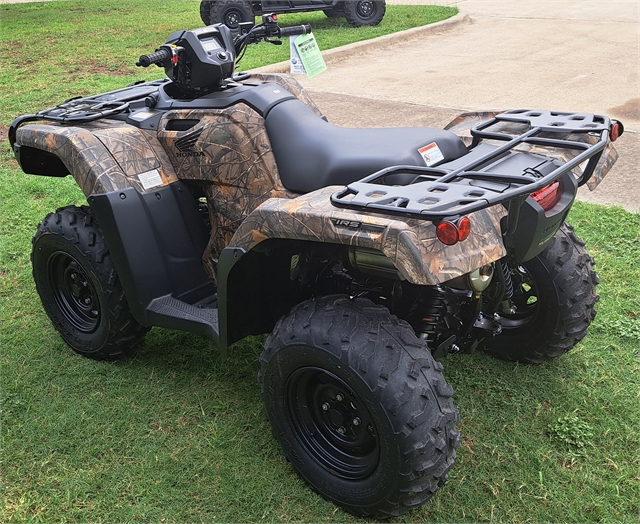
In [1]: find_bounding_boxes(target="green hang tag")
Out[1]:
[293,32,326,78]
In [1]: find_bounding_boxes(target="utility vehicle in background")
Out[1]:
[199,0,386,29]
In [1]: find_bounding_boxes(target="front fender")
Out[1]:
[14,121,178,196]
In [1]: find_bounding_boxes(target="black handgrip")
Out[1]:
[136,48,171,67]
[279,24,312,38]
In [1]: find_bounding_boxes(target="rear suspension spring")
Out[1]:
[417,286,448,344]
[500,261,516,314]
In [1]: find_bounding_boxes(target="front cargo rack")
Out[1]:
[32,79,168,123]
[8,79,169,148]
[330,110,612,220]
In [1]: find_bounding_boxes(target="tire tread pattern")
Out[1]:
[260,295,459,518]
[32,206,148,360]
[486,223,599,363]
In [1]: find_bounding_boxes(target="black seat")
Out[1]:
[265,99,469,193]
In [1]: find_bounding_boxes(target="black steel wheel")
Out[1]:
[47,251,101,334]
[485,223,599,363]
[344,0,386,27]
[260,295,459,518]
[286,366,380,480]
[206,0,254,30]
[32,206,148,360]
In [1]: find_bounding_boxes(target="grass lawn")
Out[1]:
[1,1,639,523]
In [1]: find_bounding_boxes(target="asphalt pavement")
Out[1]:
[256,0,640,212]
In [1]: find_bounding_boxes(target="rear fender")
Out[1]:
[225,186,507,286]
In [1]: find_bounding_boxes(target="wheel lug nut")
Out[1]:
[322,402,330,412]
[336,394,344,402]
[70,273,77,279]
[352,417,361,426]
[84,298,91,305]
[337,426,346,435]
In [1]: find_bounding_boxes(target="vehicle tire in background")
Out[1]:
[323,2,345,18]
[200,0,254,30]
[344,0,386,27]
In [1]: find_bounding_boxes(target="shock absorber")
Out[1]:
[417,286,448,345]
[500,260,517,314]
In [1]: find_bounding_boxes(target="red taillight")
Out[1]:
[531,181,560,211]
[436,217,472,245]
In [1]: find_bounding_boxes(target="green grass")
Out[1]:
[1,1,639,522]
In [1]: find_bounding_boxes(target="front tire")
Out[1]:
[32,206,148,360]
[485,223,599,363]
[260,295,459,518]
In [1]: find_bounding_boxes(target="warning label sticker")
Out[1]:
[138,168,163,190]
[418,142,445,167]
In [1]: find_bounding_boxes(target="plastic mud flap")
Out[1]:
[88,182,220,341]
[502,170,577,261]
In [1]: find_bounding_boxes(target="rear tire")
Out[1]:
[32,206,148,360]
[485,223,599,363]
[344,0,386,27]
[260,295,459,518]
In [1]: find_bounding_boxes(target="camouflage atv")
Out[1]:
[9,16,623,518]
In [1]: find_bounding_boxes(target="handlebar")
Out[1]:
[136,47,171,67]
[234,16,313,62]
[279,24,312,38]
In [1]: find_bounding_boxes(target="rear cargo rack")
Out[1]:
[331,110,610,220]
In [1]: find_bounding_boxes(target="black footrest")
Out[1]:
[147,295,219,343]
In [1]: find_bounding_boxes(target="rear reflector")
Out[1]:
[531,181,560,211]
[436,221,459,245]
[436,216,472,245]
[457,216,471,241]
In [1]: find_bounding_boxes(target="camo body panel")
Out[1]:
[445,111,618,190]
[228,186,507,286]
[15,121,179,196]
[154,102,298,276]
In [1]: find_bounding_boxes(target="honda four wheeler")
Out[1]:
[9,16,622,518]
[200,0,386,30]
